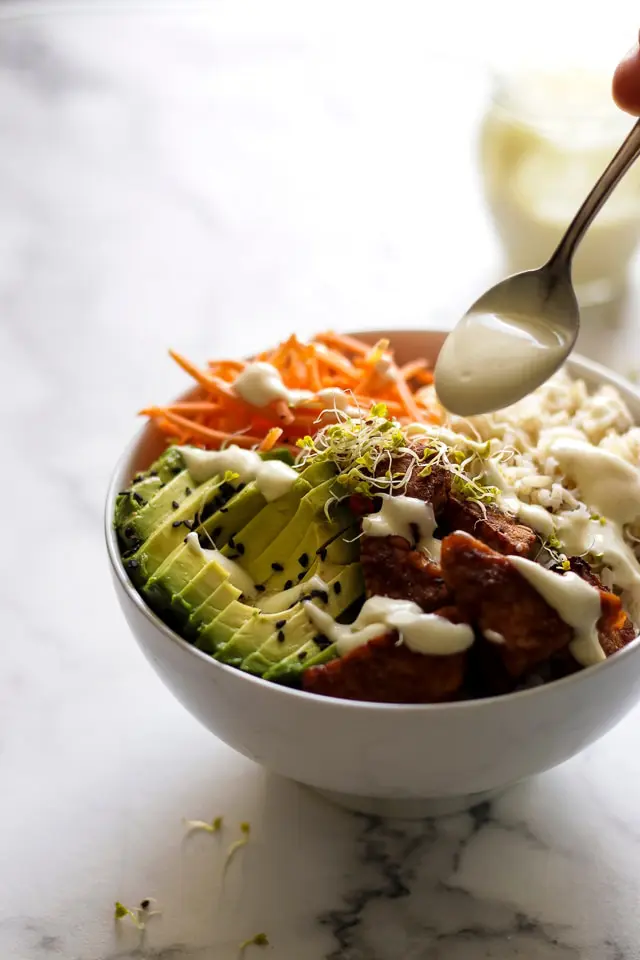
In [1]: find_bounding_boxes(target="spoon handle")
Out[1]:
[548,117,640,273]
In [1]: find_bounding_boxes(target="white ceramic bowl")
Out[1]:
[105,330,640,818]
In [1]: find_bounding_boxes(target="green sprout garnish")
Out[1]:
[223,821,251,878]
[183,816,223,834]
[114,901,145,929]
[240,933,269,951]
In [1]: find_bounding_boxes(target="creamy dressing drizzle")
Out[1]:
[303,596,474,657]
[232,362,354,414]
[509,555,604,666]
[256,575,328,614]
[179,445,297,502]
[362,494,440,559]
[185,532,257,600]
[482,460,555,537]
[484,629,505,645]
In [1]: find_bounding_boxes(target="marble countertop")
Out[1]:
[4,4,640,958]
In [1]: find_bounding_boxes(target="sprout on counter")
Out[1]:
[223,821,251,877]
[240,932,269,951]
[183,815,223,834]
[114,897,159,929]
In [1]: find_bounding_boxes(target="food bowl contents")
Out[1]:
[115,331,640,703]
[480,67,640,304]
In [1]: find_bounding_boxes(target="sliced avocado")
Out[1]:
[115,448,187,546]
[187,578,242,639]
[243,476,341,585]
[196,598,258,654]
[213,520,359,666]
[124,476,229,586]
[222,480,312,566]
[196,459,334,552]
[142,539,230,621]
[241,561,364,676]
[120,469,204,552]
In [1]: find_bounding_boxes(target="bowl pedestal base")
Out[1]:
[309,785,505,819]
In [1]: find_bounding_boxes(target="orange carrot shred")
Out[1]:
[142,331,438,453]
[258,427,283,451]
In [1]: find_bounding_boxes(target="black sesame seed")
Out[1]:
[297,571,306,581]
[149,471,158,478]
[272,562,284,572]
[298,651,307,661]
[236,542,245,555]
[284,580,294,590]
[212,526,222,539]
[126,558,139,570]
[132,491,145,505]
[277,630,285,643]
[172,500,180,509]
[333,581,342,595]
[140,899,151,910]
[124,525,135,538]
[185,486,192,496]
[317,547,327,561]
[276,619,286,629]
[172,520,183,528]
[314,634,331,651]
[255,584,266,593]
[117,490,129,496]
[298,552,309,567]
[133,472,145,483]
[220,507,228,514]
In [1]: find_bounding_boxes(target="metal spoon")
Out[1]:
[434,118,640,416]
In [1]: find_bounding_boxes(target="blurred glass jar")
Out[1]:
[479,68,640,305]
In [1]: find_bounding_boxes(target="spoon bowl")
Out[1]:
[435,264,578,416]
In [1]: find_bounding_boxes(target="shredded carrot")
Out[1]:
[142,331,441,452]
[315,330,370,356]
[258,427,283,452]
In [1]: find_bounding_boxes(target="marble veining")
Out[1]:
[3,3,640,959]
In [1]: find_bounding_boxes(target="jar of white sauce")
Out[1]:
[479,68,640,305]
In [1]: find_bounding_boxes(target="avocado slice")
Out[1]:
[142,538,231,619]
[213,520,359,666]
[243,476,342,585]
[241,561,364,676]
[123,475,230,587]
[120,469,204,553]
[115,447,186,544]
[196,597,258,654]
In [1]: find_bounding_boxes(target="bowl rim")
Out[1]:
[105,329,640,713]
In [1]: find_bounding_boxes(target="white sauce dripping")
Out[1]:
[435,310,570,416]
[185,533,257,600]
[257,575,328,614]
[233,362,313,408]
[316,387,350,411]
[545,438,640,612]
[509,555,604,666]
[362,494,440,559]
[482,458,556,537]
[548,437,640,527]
[179,445,297,502]
[303,596,474,657]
